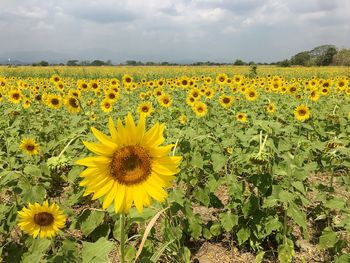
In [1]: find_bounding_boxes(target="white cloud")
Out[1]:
[0,0,349,62]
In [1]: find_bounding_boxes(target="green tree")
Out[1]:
[332,49,350,66]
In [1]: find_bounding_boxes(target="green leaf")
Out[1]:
[278,190,295,204]
[278,240,295,263]
[237,227,250,245]
[287,202,308,238]
[82,238,114,263]
[194,188,210,206]
[191,151,204,169]
[211,153,227,172]
[188,217,202,239]
[291,181,306,195]
[24,164,42,178]
[169,188,185,206]
[20,182,46,203]
[335,254,350,263]
[21,238,51,263]
[80,210,105,236]
[325,198,346,210]
[256,251,265,263]
[219,212,238,232]
[124,245,136,262]
[319,227,338,249]
[210,222,221,236]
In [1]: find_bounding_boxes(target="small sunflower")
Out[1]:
[192,101,208,117]
[20,138,40,155]
[236,112,247,123]
[47,94,62,109]
[179,115,188,125]
[8,89,22,104]
[216,73,228,85]
[76,113,182,214]
[158,94,172,108]
[64,95,81,113]
[266,103,276,114]
[100,98,113,113]
[137,101,153,117]
[18,201,66,239]
[245,89,258,101]
[219,94,234,109]
[294,105,310,122]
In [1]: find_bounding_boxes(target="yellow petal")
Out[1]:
[114,184,126,214]
[91,179,114,200]
[147,144,173,157]
[144,180,167,202]
[91,127,117,147]
[75,156,111,167]
[102,181,118,209]
[83,141,116,157]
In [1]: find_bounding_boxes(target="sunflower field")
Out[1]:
[1,65,350,263]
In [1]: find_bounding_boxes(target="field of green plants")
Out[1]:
[1,66,350,263]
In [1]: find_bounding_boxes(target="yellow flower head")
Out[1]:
[20,138,40,155]
[76,113,182,214]
[294,104,311,122]
[18,201,66,239]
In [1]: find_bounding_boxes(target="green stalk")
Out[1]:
[120,213,126,263]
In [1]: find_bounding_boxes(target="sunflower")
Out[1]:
[179,115,188,124]
[64,95,81,113]
[8,89,22,104]
[219,94,234,109]
[266,103,276,114]
[236,112,247,123]
[216,73,228,85]
[309,90,320,101]
[50,74,61,83]
[100,98,113,113]
[18,201,66,239]
[76,113,182,214]
[245,89,258,101]
[105,90,119,102]
[22,98,31,109]
[20,138,40,155]
[122,74,133,84]
[158,94,172,108]
[189,88,201,100]
[68,89,81,98]
[137,101,153,117]
[294,105,310,121]
[192,101,208,117]
[47,94,62,109]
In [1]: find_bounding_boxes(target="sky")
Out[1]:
[0,0,350,63]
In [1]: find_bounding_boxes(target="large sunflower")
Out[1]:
[18,201,66,239]
[76,113,182,214]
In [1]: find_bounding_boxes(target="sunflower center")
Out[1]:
[69,97,79,108]
[223,97,230,104]
[111,146,151,185]
[13,93,20,100]
[142,106,149,112]
[51,98,59,105]
[26,144,35,151]
[34,212,54,226]
[298,109,306,116]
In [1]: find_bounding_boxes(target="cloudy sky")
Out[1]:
[0,0,349,63]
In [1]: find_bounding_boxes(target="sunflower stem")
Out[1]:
[120,213,126,263]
